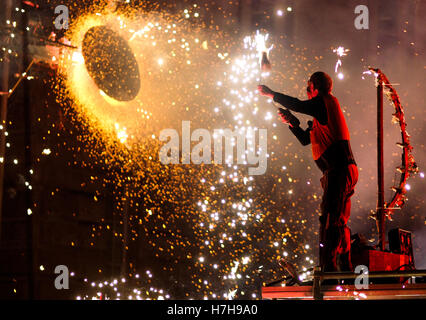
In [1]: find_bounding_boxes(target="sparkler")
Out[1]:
[254,30,273,74]
[333,46,349,80]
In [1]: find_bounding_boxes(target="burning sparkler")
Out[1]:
[254,31,273,73]
[333,46,349,80]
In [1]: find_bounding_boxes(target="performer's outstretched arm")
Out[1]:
[289,122,312,146]
[273,93,327,125]
[278,108,312,146]
[257,85,327,125]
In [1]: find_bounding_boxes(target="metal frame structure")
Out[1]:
[262,268,426,300]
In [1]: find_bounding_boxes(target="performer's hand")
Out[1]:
[257,85,274,98]
[278,108,300,128]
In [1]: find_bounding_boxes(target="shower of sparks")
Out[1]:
[253,31,273,74]
[76,274,170,300]
[254,31,272,54]
[334,46,349,58]
[50,2,326,300]
[362,69,379,80]
[333,46,349,79]
[115,123,128,144]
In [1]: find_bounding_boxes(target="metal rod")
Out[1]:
[0,0,13,244]
[7,59,35,98]
[313,266,323,300]
[0,29,78,49]
[377,80,385,251]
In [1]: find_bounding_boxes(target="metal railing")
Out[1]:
[312,267,426,300]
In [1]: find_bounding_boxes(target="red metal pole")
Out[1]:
[377,80,385,251]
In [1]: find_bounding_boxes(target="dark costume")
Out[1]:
[273,92,358,272]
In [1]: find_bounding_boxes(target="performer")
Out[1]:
[258,72,358,272]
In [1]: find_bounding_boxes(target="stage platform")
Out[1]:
[262,268,426,300]
[262,283,426,300]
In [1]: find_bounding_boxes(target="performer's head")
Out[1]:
[307,71,333,99]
